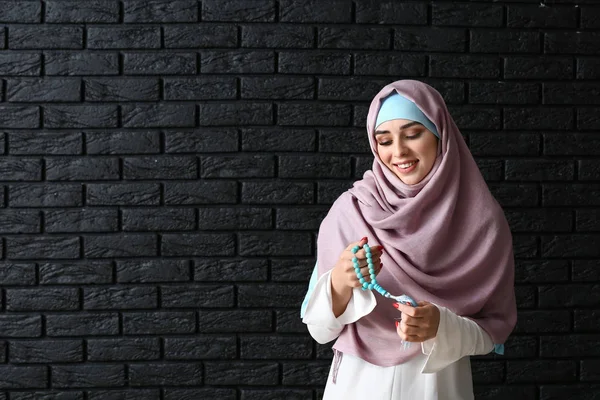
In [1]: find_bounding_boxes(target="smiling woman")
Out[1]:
[300,80,517,400]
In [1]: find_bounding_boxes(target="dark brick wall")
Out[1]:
[0,0,598,399]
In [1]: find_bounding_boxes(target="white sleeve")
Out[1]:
[420,304,495,374]
[301,267,376,344]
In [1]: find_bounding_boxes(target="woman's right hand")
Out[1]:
[331,237,384,291]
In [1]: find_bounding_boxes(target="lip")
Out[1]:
[394,160,418,174]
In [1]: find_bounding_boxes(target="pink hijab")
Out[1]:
[316,80,517,367]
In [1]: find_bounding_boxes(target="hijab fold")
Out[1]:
[316,80,517,367]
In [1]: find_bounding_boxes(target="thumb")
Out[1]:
[346,237,368,250]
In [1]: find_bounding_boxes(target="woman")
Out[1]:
[300,80,517,399]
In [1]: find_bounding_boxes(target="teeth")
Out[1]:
[398,161,416,169]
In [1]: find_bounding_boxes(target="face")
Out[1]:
[374,119,439,185]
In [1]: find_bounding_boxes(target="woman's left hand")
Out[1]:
[394,301,440,342]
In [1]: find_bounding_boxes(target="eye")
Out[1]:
[406,131,423,139]
[378,141,392,146]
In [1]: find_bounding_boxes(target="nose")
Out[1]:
[392,139,408,157]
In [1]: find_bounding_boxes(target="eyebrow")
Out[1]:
[374,121,422,135]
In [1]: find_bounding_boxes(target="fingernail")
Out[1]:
[380,263,383,268]
[395,321,399,328]
[361,237,368,241]
[392,303,399,309]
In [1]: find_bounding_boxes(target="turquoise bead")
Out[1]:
[359,277,365,284]
[368,283,374,290]
[362,282,369,289]
[370,274,376,280]
[352,246,360,253]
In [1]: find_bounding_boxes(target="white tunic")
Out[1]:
[301,269,496,400]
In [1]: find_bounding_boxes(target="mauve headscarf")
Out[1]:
[316,80,517,367]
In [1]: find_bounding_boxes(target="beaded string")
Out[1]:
[352,243,417,349]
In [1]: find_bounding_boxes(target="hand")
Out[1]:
[331,237,384,291]
[394,301,440,343]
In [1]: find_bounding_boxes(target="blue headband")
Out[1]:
[375,93,440,139]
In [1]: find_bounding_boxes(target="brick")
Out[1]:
[471,361,504,384]
[505,160,574,181]
[241,25,312,48]
[279,155,350,178]
[450,106,501,129]
[507,360,576,383]
[578,107,600,130]
[46,313,119,336]
[87,27,161,49]
[123,311,195,334]
[280,0,350,22]
[0,366,47,388]
[10,340,83,363]
[124,0,197,22]
[475,386,536,400]
[504,107,573,130]
[84,286,158,310]
[543,184,600,206]
[85,78,159,101]
[276,208,328,230]
[84,234,157,258]
[52,365,125,388]
[204,0,275,22]
[242,181,313,204]
[576,209,600,232]
[0,53,41,76]
[242,77,313,100]
[87,131,160,154]
[198,207,271,230]
[317,181,353,204]
[122,104,195,128]
[573,260,600,282]
[165,181,238,204]
[117,260,190,283]
[201,50,274,73]
[282,362,330,385]
[205,362,278,385]
[199,103,272,126]
[319,128,369,153]
[545,82,600,105]
[0,106,40,128]
[88,390,157,400]
[6,288,79,311]
[123,208,195,231]
[88,338,160,361]
[430,55,499,78]
[433,3,503,27]
[506,209,571,232]
[46,52,118,76]
[239,232,312,256]
[44,105,118,128]
[238,284,306,307]
[582,360,600,381]
[0,315,41,337]
[164,77,236,100]
[162,285,233,308]
[470,133,539,156]
[469,82,539,104]
[505,56,573,79]
[241,390,312,400]
[165,336,236,360]
[0,158,41,181]
[575,310,600,332]
[7,236,79,260]
[318,77,389,101]
[541,335,600,358]
[512,235,538,258]
[516,285,536,308]
[577,57,600,79]
[241,336,312,359]
[514,311,570,334]
[10,132,81,155]
[161,233,235,257]
[395,27,466,52]
[164,25,237,48]
[278,52,350,74]
[194,259,268,282]
[354,53,426,76]
[471,30,540,53]
[515,260,569,283]
[46,0,119,23]
[40,261,113,284]
[579,160,600,180]
[356,1,426,24]
[540,284,600,307]
[123,156,197,179]
[318,27,390,49]
[508,4,577,28]
[0,1,41,22]
[87,183,160,206]
[271,259,314,282]
[10,26,82,49]
[166,129,238,152]
[0,263,36,285]
[9,183,82,207]
[198,310,272,333]
[276,310,308,333]
[124,52,196,75]
[200,155,273,178]
[581,6,600,28]
[546,32,600,54]
[278,103,350,126]
[541,235,600,257]
[164,389,235,400]
[46,157,119,180]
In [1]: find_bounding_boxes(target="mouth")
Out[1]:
[393,160,418,174]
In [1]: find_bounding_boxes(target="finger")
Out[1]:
[401,314,420,327]
[345,237,368,250]
[394,302,420,318]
